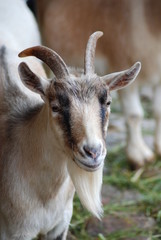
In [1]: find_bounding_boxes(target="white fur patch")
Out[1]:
[67,159,103,219]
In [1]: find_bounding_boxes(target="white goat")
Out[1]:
[0,29,141,240]
[36,0,161,168]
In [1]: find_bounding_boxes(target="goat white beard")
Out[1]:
[67,160,103,219]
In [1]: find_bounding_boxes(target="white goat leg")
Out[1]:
[119,82,154,167]
[45,229,68,240]
[45,197,73,240]
[153,85,161,156]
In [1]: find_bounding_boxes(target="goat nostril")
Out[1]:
[83,145,101,159]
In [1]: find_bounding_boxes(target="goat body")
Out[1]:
[0,1,141,240]
[36,0,161,168]
[0,1,67,240]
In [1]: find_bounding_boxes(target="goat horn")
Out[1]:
[19,46,69,79]
[84,31,103,75]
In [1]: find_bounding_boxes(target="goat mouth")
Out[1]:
[73,158,102,172]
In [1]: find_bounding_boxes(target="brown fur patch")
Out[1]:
[145,0,161,36]
[37,0,161,82]
[69,104,86,150]
[36,0,131,69]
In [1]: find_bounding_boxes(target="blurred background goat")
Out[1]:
[35,0,161,169]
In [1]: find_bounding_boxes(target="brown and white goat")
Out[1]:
[0,28,140,239]
[36,0,161,168]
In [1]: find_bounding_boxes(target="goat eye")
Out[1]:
[51,105,60,112]
[107,101,111,106]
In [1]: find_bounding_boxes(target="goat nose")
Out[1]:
[83,145,101,160]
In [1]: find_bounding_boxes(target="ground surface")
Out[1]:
[68,93,161,240]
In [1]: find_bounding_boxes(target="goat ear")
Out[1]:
[18,62,49,100]
[101,62,141,91]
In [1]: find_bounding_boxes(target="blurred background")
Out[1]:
[26,0,161,239]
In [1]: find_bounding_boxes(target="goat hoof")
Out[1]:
[127,144,155,169]
[155,143,161,157]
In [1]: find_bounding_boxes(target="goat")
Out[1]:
[36,0,161,168]
[0,28,140,239]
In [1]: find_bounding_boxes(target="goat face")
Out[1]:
[47,75,110,172]
[18,31,141,173]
